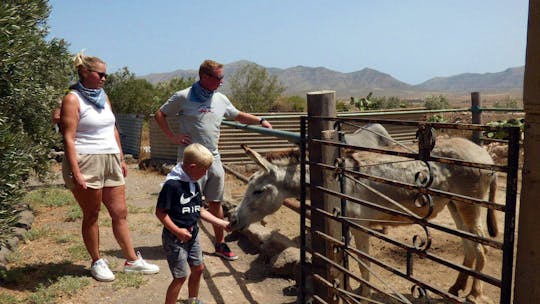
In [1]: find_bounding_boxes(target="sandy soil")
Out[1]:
[0,164,297,304]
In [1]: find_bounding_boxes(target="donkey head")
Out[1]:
[229,145,299,231]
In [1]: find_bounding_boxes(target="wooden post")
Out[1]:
[515,1,540,302]
[471,92,482,144]
[307,90,336,302]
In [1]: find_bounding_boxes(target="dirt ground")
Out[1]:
[0,164,298,304]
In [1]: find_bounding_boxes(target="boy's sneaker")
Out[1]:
[185,298,203,304]
[91,258,115,282]
[215,242,238,261]
[123,251,160,274]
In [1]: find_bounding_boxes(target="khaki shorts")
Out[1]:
[197,156,224,202]
[62,153,125,190]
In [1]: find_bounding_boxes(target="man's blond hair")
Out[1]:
[183,143,214,168]
[199,59,223,77]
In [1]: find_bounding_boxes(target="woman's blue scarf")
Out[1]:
[189,81,214,103]
[70,82,107,109]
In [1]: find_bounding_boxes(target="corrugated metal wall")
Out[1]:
[149,111,426,164]
[116,114,144,158]
[149,117,179,162]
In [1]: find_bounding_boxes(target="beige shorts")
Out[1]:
[62,153,125,189]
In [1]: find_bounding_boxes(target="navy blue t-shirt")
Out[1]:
[157,179,203,237]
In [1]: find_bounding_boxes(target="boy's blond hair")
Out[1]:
[183,143,214,168]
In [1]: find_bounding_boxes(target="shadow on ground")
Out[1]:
[1,261,87,291]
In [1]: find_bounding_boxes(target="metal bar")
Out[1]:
[313,253,403,303]
[478,107,524,112]
[313,270,398,304]
[316,226,500,299]
[314,232,466,303]
[225,108,471,120]
[314,162,506,212]
[311,116,516,132]
[500,127,520,304]
[313,138,508,172]
[337,108,470,117]
[300,117,308,304]
[222,164,249,183]
[221,120,301,143]
[336,127,351,290]
[311,185,504,250]
[312,206,502,284]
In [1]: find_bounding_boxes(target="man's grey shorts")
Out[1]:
[162,229,203,279]
[198,156,224,202]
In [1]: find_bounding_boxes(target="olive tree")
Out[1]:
[0,0,72,244]
[104,67,155,116]
[228,63,285,112]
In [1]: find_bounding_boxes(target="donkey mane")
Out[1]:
[264,148,302,166]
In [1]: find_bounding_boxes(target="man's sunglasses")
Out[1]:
[205,72,224,81]
[88,69,108,79]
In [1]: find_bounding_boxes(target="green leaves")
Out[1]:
[424,95,450,110]
[228,63,286,112]
[484,118,524,140]
[104,67,195,117]
[0,0,72,246]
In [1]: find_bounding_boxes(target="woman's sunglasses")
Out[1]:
[88,69,108,79]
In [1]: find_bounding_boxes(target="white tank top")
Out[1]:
[70,91,120,154]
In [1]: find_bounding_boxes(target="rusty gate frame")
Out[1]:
[299,117,520,304]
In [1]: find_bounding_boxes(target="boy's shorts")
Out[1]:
[198,156,224,202]
[62,154,126,189]
[62,153,125,190]
[162,228,203,279]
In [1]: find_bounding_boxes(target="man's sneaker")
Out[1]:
[185,298,203,304]
[215,242,238,261]
[91,258,115,282]
[123,251,160,274]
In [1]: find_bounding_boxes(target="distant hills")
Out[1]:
[140,60,524,99]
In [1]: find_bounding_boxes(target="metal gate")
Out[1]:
[299,117,520,304]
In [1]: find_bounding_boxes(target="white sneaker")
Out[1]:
[91,258,115,282]
[124,251,160,274]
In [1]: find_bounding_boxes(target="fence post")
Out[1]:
[471,92,482,144]
[307,90,336,302]
[514,1,540,302]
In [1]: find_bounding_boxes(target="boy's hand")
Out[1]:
[223,220,232,232]
[176,228,192,242]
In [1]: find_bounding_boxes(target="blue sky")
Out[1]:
[47,0,528,85]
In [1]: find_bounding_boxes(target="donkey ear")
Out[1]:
[241,144,272,173]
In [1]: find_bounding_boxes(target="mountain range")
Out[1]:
[140,60,524,99]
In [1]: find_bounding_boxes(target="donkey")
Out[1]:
[229,126,498,304]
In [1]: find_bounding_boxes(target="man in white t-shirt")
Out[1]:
[155,59,272,260]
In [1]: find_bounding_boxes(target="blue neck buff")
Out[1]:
[189,81,214,103]
[70,82,107,109]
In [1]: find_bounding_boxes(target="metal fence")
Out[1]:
[300,117,520,304]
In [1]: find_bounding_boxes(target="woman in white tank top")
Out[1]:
[60,51,159,282]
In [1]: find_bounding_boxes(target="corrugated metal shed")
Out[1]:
[116,114,144,158]
[149,117,179,162]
